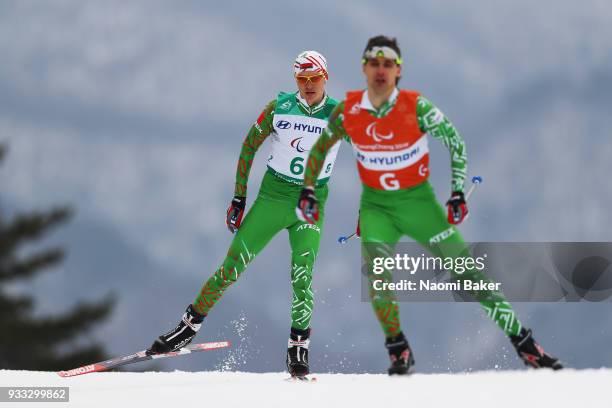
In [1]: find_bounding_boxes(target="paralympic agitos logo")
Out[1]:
[291,137,306,153]
[366,122,394,142]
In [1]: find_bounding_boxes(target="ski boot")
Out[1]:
[286,327,310,378]
[385,331,415,375]
[146,304,205,355]
[510,328,563,370]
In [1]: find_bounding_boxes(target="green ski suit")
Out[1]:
[193,92,339,331]
[303,89,523,338]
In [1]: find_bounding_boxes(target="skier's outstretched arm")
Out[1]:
[233,100,276,197]
[298,102,348,223]
[303,102,349,188]
[417,96,469,224]
[417,96,467,193]
[226,100,275,233]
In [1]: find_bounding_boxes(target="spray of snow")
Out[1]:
[215,312,259,371]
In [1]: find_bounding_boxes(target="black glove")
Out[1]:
[226,196,246,233]
[296,187,319,224]
[446,191,468,225]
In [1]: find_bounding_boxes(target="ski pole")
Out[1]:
[460,175,482,223]
[337,175,483,244]
[337,232,356,244]
[465,175,482,200]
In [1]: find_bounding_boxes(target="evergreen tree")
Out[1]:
[0,144,115,370]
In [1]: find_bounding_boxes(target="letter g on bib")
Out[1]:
[380,173,400,190]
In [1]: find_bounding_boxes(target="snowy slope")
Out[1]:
[1,369,610,408]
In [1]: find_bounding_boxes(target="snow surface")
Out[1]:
[1,369,610,408]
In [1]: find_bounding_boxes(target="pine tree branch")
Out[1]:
[0,290,34,320]
[0,207,73,257]
[4,293,116,347]
[1,342,108,371]
[0,146,115,371]
[0,249,64,282]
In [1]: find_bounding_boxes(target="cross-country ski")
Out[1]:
[57,341,230,377]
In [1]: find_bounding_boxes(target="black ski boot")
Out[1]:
[510,328,563,370]
[385,331,415,375]
[146,304,205,355]
[286,327,310,377]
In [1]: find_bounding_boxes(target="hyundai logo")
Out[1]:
[276,120,291,129]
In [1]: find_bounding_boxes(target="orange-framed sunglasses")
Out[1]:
[295,73,326,85]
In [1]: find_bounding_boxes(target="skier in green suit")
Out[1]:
[296,36,562,374]
[147,51,339,378]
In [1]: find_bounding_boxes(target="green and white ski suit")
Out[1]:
[193,92,339,331]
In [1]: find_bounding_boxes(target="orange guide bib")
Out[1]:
[343,90,429,190]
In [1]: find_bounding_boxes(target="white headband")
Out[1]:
[362,46,402,65]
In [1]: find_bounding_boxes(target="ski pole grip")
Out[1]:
[466,175,483,200]
[338,232,356,244]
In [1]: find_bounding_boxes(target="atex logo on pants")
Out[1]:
[297,223,321,233]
